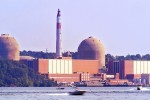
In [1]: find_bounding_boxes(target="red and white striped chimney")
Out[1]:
[56,9,62,58]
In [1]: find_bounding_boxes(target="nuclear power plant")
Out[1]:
[18,9,106,85]
[20,9,150,86]
[0,9,138,86]
[2,9,149,86]
[0,9,107,86]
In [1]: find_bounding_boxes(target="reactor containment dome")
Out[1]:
[78,36,105,68]
[0,34,20,61]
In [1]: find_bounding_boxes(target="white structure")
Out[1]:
[133,61,150,74]
[106,75,115,79]
[48,59,72,74]
[56,9,62,58]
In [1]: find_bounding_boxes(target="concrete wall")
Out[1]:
[38,59,49,74]
[48,74,80,83]
[72,60,99,74]
[133,61,150,74]
[34,59,99,83]
[124,60,134,79]
[48,59,72,74]
[36,59,99,75]
[122,60,150,80]
[37,59,72,74]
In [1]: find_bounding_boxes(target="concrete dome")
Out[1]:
[0,34,20,61]
[78,37,105,67]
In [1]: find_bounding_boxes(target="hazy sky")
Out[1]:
[0,0,150,56]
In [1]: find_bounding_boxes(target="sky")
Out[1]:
[0,0,150,56]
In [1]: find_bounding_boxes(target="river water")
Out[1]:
[0,87,149,100]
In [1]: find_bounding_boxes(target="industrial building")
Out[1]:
[22,58,100,83]
[19,36,105,83]
[107,60,150,85]
[36,9,105,83]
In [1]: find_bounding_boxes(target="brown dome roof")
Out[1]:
[78,37,105,67]
[0,34,20,61]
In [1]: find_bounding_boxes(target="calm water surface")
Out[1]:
[0,87,149,100]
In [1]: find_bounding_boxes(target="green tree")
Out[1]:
[0,59,57,87]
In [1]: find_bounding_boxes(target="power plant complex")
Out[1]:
[1,9,150,86]
[32,9,106,84]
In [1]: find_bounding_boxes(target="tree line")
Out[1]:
[106,54,150,61]
[0,59,57,87]
[20,50,150,61]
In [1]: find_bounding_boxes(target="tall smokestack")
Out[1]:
[56,9,62,58]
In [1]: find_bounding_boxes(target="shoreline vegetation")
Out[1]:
[0,59,57,87]
[1,51,150,87]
